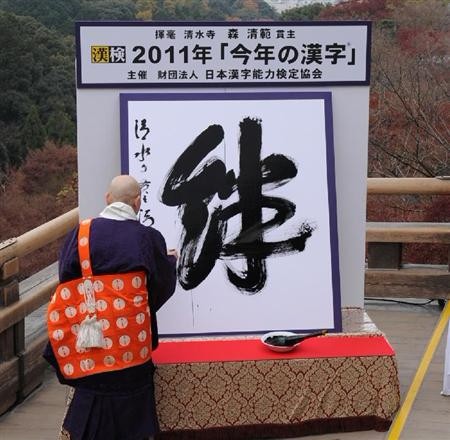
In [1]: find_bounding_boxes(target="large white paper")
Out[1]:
[121,92,341,336]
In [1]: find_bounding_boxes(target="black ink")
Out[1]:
[139,208,154,226]
[134,119,150,140]
[161,117,315,294]
[134,144,151,162]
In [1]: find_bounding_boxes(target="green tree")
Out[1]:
[46,109,76,145]
[21,106,46,151]
[0,0,136,34]
[0,11,74,165]
[280,3,326,21]
[135,0,158,19]
[142,0,278,21]
[0,141,9,182]
[0,90,32,165]
[232,0,277,20]
[77,0,136,21]
[0,0,81,35]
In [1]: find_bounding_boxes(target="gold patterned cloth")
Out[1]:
[154,351,399,439]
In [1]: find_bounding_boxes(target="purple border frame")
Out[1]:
[76,20,371,89]
[120,91,342,335]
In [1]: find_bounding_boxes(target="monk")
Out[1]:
[44,175,177,440]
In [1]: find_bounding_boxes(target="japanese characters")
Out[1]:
[160,117,315,293]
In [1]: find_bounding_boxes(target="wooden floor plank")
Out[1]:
[0,300,449,440]
[0,368,68,440]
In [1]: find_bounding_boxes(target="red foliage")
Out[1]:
[0,142,78,278]
[397,28,447,54]
[369,92,379,110]
[319,0,394,20]
[19,143,77,195]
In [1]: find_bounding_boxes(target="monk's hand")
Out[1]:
[167,248,179,259]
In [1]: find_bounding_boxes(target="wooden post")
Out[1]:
[0,250,20,358]
[367,242,402,269]
[0,239,23,406]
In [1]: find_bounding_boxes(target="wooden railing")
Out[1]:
[366,178,450,299]
[0,178,449,414]
[0,208,78,415]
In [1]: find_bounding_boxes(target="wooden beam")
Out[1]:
[365,266,450,299]
[368,177,450,195]
[0,208,78,266]
[0,276,58,334]
[367,222,450,244]
[0,357,19,415]
[22,334,47,398]
[0,334,47,411]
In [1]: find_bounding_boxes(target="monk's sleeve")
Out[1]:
[147,229,177,311]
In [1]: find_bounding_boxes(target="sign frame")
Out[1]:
[76,20,371,89]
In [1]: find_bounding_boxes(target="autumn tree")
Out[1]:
[319,0,391,20]
[321,0,449,265]
[0,143,78,277]
[318,0,449,178]
[368,0,449,177]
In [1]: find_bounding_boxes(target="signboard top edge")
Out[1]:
[75,20,371,28]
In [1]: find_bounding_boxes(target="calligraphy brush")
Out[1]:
[265,330,327,347]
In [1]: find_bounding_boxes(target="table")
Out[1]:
[153,308,400,439]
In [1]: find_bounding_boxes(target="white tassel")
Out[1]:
[75,278,104,349]
[76,315,104,349]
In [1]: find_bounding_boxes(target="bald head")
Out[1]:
[106,175,141,213]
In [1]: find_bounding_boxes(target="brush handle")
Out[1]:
[265,330,326,347]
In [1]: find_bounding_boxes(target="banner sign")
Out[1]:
[77,21,371,88]
[120,91,341,335]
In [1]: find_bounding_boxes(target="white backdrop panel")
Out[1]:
[120,92,341,335]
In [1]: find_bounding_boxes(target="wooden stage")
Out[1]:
[0,300,449,440]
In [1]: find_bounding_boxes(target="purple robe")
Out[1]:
[43,217,177,440]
